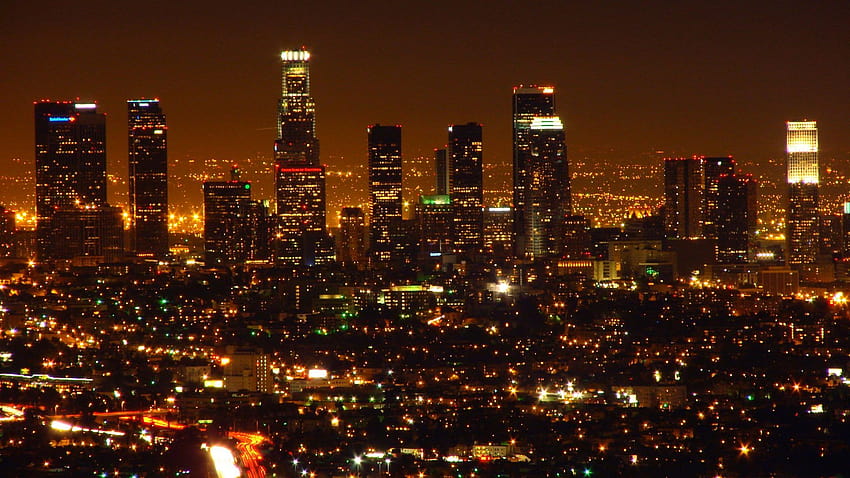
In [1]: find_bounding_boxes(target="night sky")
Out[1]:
[1,0,848,202]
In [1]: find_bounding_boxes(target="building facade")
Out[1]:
[663,157,703,240]
[786,121,819,265]
[525,116,570,259]
[35,101,107,260]
[448,122,484,256]
[512,85,556,256]
[128,99,168,258]
[367,124,403,263]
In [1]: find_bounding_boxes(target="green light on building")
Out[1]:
[420,194,450,205]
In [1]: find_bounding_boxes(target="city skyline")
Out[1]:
[1,1,848,198]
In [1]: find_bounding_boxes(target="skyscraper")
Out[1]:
[448,122,484,256]
[274,49,328,266]
[786,120,819,265]
[337,207,366,267]
[417,194,453,263]
[663,156,703,239]
[702,156,735,239]
[203,176,253,266]
[434,148,449,195]
[715,174,758,263]
[35,101,107,260]
[367,124,403,263]
[128,99,168,258]
[512,86,556,255]
[524,116,570,259]
[51,204,124,264]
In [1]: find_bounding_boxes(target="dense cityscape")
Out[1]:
[2,3,850,477]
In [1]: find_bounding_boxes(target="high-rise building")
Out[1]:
[51,204,124,264]
[434,148,449,195]
[512,85,556,255]
[663,157,703,239]
[368,124,403,263]
[786,120,819,265]
[35,101,107,260]
[275,49,318,164]
[128,99,168,258]
[417,195,453,262]
[702,156,735,239]
[484,207,513,260]
[448,122,484,256]
[524,116,570,259]
[274,49,328,266]
[715,174,757,263]
[337,207,366,267]
[203,177,253,266]
[563,215,590,259]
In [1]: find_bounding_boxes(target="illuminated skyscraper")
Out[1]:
[512,85,556,255]
[663,157,703,239]
[35,101,107,260]
[524,116,570,259]
[702,156,735,239]
[275,49,318,164]
[786,120,819,264]
[367,124,403,263]
[128,99,168,258]
[449,122,484,255]
[274,49,328,266]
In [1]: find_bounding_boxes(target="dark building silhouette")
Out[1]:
[663,157,703,239]
[367,124,403,264]
[702,156,735,239]
[203,174,253,266]
[448,122,484,256]
[128,99,168,258]
[35,101,107,260]
[52,204,124,264]
[417,195,452,264]
[434,147,449,196]
[337,207,366,267]
[715,174,757,263]
[484,207,513,260]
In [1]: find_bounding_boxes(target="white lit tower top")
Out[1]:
[276,49,318,164]
[786,120,818,184]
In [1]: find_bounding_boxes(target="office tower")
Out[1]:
[524,116,570,259]
[786,120,819,265]
[715,174,757,263]
[484,206,513,259]
[275,49,318,164]
[0,206,16,257]
[434,148,449,195]
[702,156,735,239]
[338,207,367,267]
[448,122,484,255]
[663,156,703,239]
[51,204,124,264]
[128,99,168,258]
[35,101,107,260]
[203,174,253,266]
[367,124,403,263]
[274,49,327,266]
[512,85,556,255]
[417,195,453,262]
[563,215,590,259]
